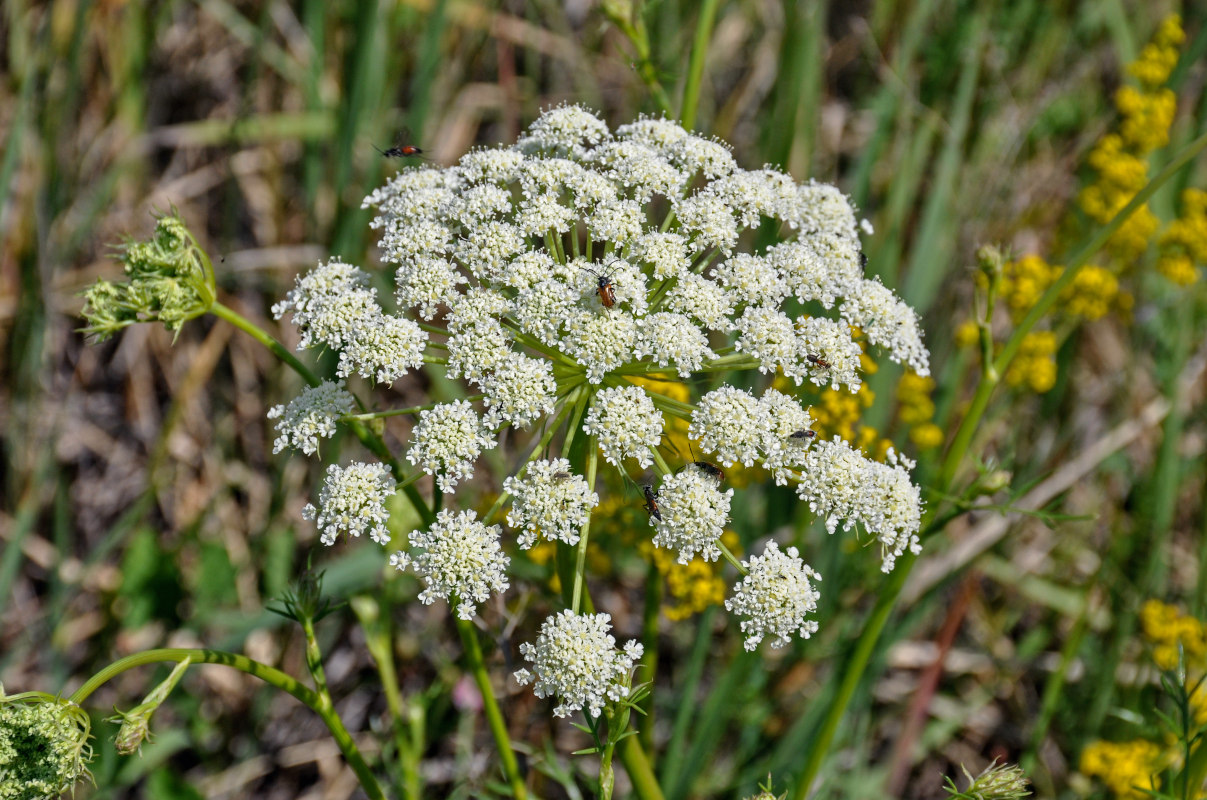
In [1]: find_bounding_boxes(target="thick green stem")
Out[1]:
[679,0,721,130]
[456,619,527,799]
[599,740,617,800]
[69,648,385,800]
[620,736,666,800]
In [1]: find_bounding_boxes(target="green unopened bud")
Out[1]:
[945,760,1031,800]
[0,686,94,799]
[976,244,1007,277]
[107,657,192,756]
[744,774,787,800]
[973,469,1012,496]
[80,213,216,341]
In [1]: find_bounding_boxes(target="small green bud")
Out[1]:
[976,244,1007,277]
[107,657,191,756]
[80,213,216,342]
[945,760,1031,800]
[973,469,1012,496]
[744,774,787,800]
[0,688,93,799]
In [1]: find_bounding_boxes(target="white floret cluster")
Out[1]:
[273,106,932,684]
[513,610,644,718]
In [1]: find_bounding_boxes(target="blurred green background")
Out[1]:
[2,0,1206,798]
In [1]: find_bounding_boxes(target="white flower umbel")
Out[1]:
[395,256,466,320]
[794,316,863,392]
[513,610,644,718]
[756,388,814,481]
[688,386,765,468]
[726,541,821,650]
[336,311,427,384]
[302,462,396,546]
[650,468,734,564]
[268,380,355,455]
[734,306,800,380]
[406,400,496,492]
[634,312,715,377]
[481,355,557,429]
[390,509,509,620]
[791,437,923,572]
[581,385,663,469]
[840,277,930,377]
[562,311,638,384]
[271,259,379,351]
[504,458,599,549]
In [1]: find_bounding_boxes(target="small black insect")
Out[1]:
[374,127,426,159]
[789,429,816,440]
[687,461,725,483]
[641,484,662,521]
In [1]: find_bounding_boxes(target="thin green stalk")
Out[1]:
[789,555,913,800]
[209,300,435,526]
[679,0,721,130]
[602,5,673,116]
[344,395,485,422]
[456,619,527,799]
[572,436,599,615]
[940,131,1207,489]
[69,648,385,800]
[638,562,661,756]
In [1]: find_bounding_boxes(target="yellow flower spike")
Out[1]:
[1128,14,1184,89]
[1005,331,1058,393]
[1080,739,1164,800]
[1157,254,1198,285]
[1061,264,1119,319]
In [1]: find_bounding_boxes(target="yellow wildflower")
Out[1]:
[1005,331,1057,394]
[1140,600,1207,670]
[909,423,944,451]
[1080,739,1163,800]
[1060,264,1119,320]
[1127,15,1184,89]
[1116,86,1176,154]
[1001,255,1059,322]
[955,319,979,349]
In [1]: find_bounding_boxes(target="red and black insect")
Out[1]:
[581,265,619,308]
[806,354,831,369]
[641,484,662,521]
[374,127,426,159]
[686,460,725,484]
[788,429,816,440]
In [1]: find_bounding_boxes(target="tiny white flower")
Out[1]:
[337,312,427,384]
[481,355,558,429]
[589,139,687,202]
[581,385,663,468]
[650,468,734,564]
[516,192,576,236]
[794,180,860,241]
[756,388,814,481]
[562,310,638,384]
[271,259,379,351]
[395,256,466,320]
[406,400,496,492]
[790,437,923,571]
[860,218,875,235]
[734,306,800,380]
[674,192,739,253]
[513,279,577,345]
[504,458,598,549]
[446,287,512,333]
[456,147,526,184]
[840,278,930,377]
[712,252,790,307]
[519,104,610,158]
[764,238,860,309]
[446,320,512,385]
[268,380,356,456]
[514,610,643,718]
[302,461,396,546]
[586,199,645,245]
[631,231,690,280]
[794,316,863,392]
[390,509,509,620]
[380,218,456,264]
[634,312,714,377]
[664,273,735,331]
[726,541,821,650]
[689,386,765,468]
[455,220,526,280]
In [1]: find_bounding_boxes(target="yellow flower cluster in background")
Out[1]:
[1004,331,1058,394]
[897,372,944,450]
[1079,739,1163,800]
[642,531,739,620]
[1079,14,1199,284]
[1140,599,1206,670]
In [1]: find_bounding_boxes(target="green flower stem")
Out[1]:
[210,301,322,387]
[940,130,1207,489]
[208,300,434,526]
[702,353,760,371]
[679,0,721,131]
[343,395,485,422]
[562,386,593,460]
[455,619,527,799]
[572,436,600,615]
[417,321,447,336]
[422,355,447,365]
[601,6,672,116]
[650,447,674,478]
[69,648,386,800]
[599,738,617,800]
[638,562,661,756]
[620,736,666,800]
[717,540,746,575]
[790,554,913,800]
